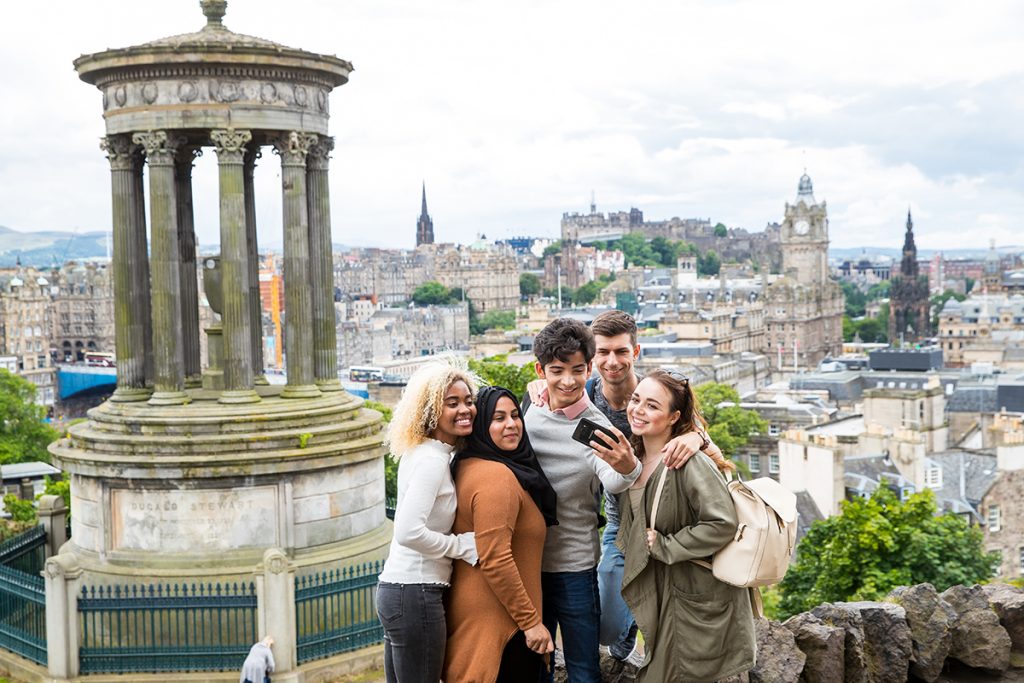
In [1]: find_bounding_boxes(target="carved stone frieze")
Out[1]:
[101,76,331,112]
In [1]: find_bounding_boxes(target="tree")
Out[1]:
[0,369,59,464]
[697,250,721,277]
[574,280,605,306]
[519,273,541,299]
[476,310,516,332]
[542,241,562,258]
[468,357,538,403]
[840,281,867,318]
[778,486,999,619]
[855,318,886,343]
[411,281,452,306]
[866,280,891,301]
[365,400,398,500]
[693,383,767,458]
[714,223,728,238]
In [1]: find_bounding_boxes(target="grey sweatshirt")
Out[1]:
[525,401,641,572]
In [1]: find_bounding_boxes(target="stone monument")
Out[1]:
[50,0,388,586]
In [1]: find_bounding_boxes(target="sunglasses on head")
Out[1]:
[664,369,689,384]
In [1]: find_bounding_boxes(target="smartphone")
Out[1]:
[571,418,619,450]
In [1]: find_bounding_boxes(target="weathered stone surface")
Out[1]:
[811,603,869,683]
[847,601,912,683]
[942,584,1012,672]
[749,618,806,683]
[783,612,844,683]
[983,583,1024,654]
[887,583,956,682]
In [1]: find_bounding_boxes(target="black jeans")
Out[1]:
[497,629,543,682]
[376,582,446,683]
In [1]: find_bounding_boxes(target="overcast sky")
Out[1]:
[2,0,1023,252]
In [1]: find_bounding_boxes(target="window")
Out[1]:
[768,423,780,437]
[749,454,761,473]
[988,505,1001,532]
[924,466,943,489]
[769,454,780,474]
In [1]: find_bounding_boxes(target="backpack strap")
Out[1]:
[520,391,532,415]
[649,465,670,529]
[585,377,597,402]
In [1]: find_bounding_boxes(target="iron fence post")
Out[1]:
[38,495,68,560]
[257,548,298,680]
[44,553,81,679]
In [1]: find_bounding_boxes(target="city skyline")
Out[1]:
[1,1,1022,251]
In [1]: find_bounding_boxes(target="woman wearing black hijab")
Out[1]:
[444,386,559,683]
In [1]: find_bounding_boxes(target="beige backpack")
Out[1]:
[650,464,798,589]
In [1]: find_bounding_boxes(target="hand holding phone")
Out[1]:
[571,418,619,450]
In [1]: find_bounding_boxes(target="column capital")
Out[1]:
[307,136,335,171]
[132,130,186,166]
[99,135,137,171]
[271,131,318,167]
[211,128,253,164]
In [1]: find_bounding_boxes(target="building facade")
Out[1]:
[50,261,115,363]
[0,266,56,405]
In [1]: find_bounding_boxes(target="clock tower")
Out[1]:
[781,173,829,285]
[762,172,844,370]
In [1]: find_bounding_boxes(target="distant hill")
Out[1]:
[0,225,110,267]
[830,246,1024,260]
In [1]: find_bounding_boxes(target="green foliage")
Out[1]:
[468,357,538,402]
[693,383,767,458]
[714,223,728,238]
[840,281,867,318]
[365,400,398,500]
[411,280,453,306]
[697,250,721,276]
[866,280,891,300]
[2,493,37,523]
[0,369,59,464]
[759,585,783,621]
[542,241,563,258]
[877,301,890,334]
[965,277,975,294]
[43,473,71,513]
[543,286,576,308]
[476,310,516,332]
[297,433,312,449]
[778,486,999,619]
[574,280,607,305]
[599,233,693,268]
[519,273,541,298]
[844,316,888,343]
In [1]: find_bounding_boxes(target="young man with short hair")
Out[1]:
[525,317,641,683]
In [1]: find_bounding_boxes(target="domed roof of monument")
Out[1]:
[75,0,351,88]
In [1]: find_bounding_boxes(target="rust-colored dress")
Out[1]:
[443,458,547,683]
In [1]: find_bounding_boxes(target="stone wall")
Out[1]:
[584,582,1024,682]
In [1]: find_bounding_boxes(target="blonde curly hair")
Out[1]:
[385,357,482,457]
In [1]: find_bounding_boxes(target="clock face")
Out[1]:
[794,220,810,235]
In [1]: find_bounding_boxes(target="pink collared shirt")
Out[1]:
[538,386,591,420]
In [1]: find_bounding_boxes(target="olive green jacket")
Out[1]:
[616,454,756,683]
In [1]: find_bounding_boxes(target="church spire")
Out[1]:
[901,207,918,278]
[416,181,435,246]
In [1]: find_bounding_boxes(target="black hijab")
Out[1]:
[453,386,558,526]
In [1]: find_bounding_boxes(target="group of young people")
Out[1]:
[375,311,756,683]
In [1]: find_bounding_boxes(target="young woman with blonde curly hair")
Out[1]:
[376,359,482,683]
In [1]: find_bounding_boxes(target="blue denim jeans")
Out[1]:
[541,568,602,683]
[597,521,636,655]
[376,582,446,683]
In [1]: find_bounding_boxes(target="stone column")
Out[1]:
[175,145,203,388]
[133,131,190,405]
[131,152,155,388]
[100,135,149,401]
[307,136,341,391]
[243,146,267,384]
[256,548,298,681]
[272,132,320,399]
[44,553,81,679]
[211,129,260,404]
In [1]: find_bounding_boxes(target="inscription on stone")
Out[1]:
[111,487,278,553]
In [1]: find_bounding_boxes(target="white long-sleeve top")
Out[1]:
[379,439,478,585]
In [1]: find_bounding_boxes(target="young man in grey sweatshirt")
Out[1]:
[524,317,641,683]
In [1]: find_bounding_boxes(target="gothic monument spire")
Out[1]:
[416,182,435,246]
